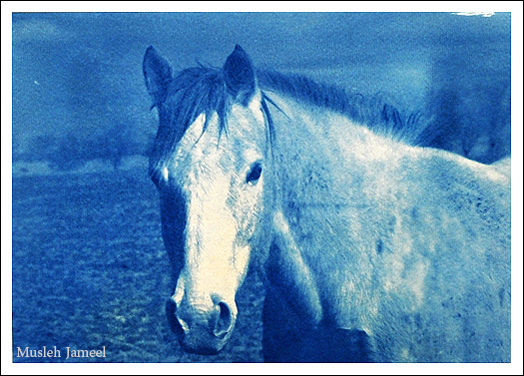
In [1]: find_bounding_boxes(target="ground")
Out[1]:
[12,168,264,362]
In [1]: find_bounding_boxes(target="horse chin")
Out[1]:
[180,342,223,356]
[179,333,231,355]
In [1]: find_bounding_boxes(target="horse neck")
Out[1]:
[266,91,414,214]
[262,92,419,326]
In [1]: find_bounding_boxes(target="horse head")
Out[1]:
[144,45,269,354]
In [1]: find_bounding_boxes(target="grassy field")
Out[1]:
[12,168,264,362]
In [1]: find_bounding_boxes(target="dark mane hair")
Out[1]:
[149,65,426,178]
[258,70,425,142]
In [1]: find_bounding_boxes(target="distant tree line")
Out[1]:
[15,124,151,171]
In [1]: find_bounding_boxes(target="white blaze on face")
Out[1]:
[169,107,265,311]
[183,170,246,305]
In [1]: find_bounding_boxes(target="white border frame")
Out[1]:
[2,2,522,375]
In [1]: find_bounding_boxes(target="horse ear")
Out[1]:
[223,45,257,105]
[143,46,173,106]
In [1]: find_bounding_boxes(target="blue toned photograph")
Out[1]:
[10,10,514,365]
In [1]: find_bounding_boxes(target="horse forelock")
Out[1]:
[148,70,276,181]
[148,67,226,179]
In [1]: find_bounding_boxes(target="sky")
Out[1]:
[8,10,513,162]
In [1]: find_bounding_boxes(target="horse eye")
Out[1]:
[246,162,262,184]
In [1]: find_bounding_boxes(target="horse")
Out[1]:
[142,45,511,362]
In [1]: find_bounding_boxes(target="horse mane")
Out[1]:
[149,65,428,177]
[257,70,426,145]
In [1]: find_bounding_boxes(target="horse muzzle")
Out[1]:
[166,297,236,355]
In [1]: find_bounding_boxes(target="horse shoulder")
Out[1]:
[371,148,511,362]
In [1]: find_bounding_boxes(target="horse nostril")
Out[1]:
[165,299,185,337]
[213,302,233,338]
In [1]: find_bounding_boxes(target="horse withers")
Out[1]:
[143,45,511,362]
